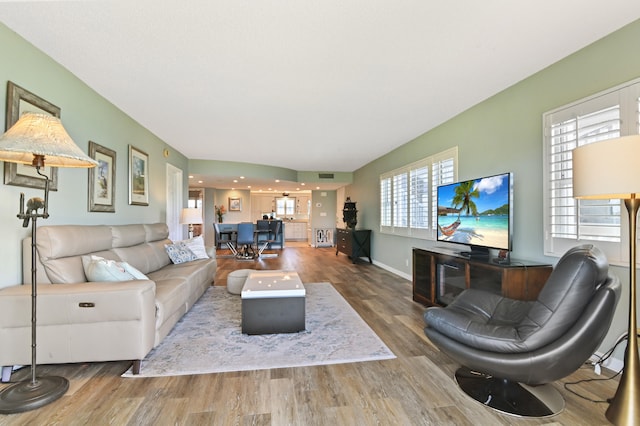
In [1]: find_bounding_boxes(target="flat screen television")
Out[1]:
[436,172,512,259]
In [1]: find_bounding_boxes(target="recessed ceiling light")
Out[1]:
[198,180,203,184]
[189,175,194,179]
[240,176,245,179]
[275,179,280,183]
[233,179,238,183]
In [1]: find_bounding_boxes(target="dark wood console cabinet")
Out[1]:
[413,247,552,307]
[336,228,372,264]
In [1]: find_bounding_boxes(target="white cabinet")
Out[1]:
[284,222,307,241]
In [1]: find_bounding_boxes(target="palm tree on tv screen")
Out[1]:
[452,181,479,218]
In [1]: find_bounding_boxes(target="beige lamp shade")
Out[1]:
[180,208,203,225]
[0,112,97,168]
[572,135,640,200]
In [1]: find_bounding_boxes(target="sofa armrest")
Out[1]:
[0,280,157,366]
[0,281,156,328]
[206,245,216,258]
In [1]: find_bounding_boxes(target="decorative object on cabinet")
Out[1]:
[336,228,371,263]
[229,197,242,211]
[4,81,60,191]
[88,141,116,212]
[572,136,640,424]
[0,112,98,414]
[412,247,552,307]
[342,197,358,229]
[180,208,203,238]
[128,145,148,206]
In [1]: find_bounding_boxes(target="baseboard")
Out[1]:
[371,260,411,281]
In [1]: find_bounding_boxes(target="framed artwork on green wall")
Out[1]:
[88,141,116,212]
[4,81,60,190]
[128,145,149,206]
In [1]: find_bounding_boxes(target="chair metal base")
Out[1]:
[454,367,564,418]
[0,375,69,414]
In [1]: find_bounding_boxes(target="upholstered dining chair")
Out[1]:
[257,220,281,258]
[235,222,256,259]
[423,244,620,418]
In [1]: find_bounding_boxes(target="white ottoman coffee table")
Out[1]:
[241,270,305,335]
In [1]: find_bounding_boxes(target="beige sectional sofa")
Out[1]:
[0,223,216,380]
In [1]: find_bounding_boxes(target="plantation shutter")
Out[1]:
[431,153,456,234]
[380,176,392,227]
[410,163,429,229]
[548,101,621,242]
[393,172,408,228]
[543,78,640,262]
[379,146,457,239]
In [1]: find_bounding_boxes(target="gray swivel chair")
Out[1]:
[423,244,620,418]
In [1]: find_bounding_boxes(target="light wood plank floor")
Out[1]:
[0,245,619,425]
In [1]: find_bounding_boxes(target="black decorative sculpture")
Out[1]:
[343,197,358,229]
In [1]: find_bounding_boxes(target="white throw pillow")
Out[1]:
[121,261,149,280]
[82,255,134,282]
[182,236,209,259]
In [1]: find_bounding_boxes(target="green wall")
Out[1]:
[0,23,190,287]
[349,19,640,362]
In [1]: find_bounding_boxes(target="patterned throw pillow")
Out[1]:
[165,242,197,264]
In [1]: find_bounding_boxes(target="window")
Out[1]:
[543,78,640,263]
[380,147,457,239]
[276,197,295,216]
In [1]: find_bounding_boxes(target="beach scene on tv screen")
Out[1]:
[437,174,510,249]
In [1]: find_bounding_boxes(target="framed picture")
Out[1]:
[4,81,60,190]
[229,197,242,211]
[128,145,149,206]
[88,141,116,212]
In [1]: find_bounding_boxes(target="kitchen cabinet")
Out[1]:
[284,221,307,241]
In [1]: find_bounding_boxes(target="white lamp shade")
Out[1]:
[180,208,203,225]
[572,135,640,200]
[0,113,97,168]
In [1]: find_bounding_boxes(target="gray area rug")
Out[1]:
[123,282,395,377]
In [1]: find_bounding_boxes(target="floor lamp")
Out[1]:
[0,113,97,414]
[180,207,203,239]
[572,135,640,425]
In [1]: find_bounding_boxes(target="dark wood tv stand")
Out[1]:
[412,247,553,307]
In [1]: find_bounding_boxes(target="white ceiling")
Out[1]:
[1,1,640,190]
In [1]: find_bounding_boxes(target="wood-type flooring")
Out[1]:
[0,244,619,425]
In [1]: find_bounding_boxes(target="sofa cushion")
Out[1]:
[111,225,147,248]
[36,225,114,284]
[112,240,172,275]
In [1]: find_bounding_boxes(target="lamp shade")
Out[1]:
[572,135,640,200]
[180,208,203,225]
[0,113,97,168]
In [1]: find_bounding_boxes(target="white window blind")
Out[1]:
[380,147,457,239]
[543,78,640,263]
[410,165,429,229]
[380,176,391,227]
